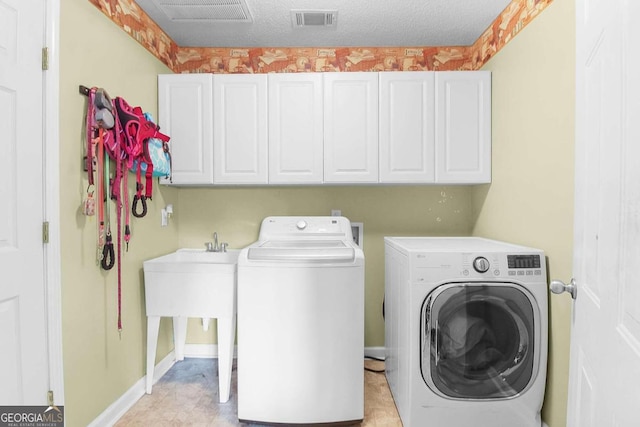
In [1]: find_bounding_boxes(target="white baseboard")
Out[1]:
[364,346,386,360]
[184,343,238,358]
[87,351,175,427]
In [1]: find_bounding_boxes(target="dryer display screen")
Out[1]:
[507,255,541,269]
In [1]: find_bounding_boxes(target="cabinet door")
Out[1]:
[435,71,491,183]
[268,73,323,184]
[323,72,379,183]
[158,74,214,185]
[213,74,268,184]
[379,72,435,183]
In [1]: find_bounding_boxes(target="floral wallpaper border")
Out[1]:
[89,0,553,74]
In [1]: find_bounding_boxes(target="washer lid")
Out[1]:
[247,240,356,262]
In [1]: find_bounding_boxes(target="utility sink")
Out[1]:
[143,248,239,403]
[143,248,239,317]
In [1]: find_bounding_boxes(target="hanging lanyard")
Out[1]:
[96,128,105,265]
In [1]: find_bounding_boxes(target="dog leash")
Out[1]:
[101,154,115,270]
[113,105,124,335]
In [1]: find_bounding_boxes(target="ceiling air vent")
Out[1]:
[157,0,253,22]
[291,10,338,28]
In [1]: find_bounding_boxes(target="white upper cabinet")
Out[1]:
[435,71,491,183]
[268,73,323,184]
[323,72,379,183]
[379,72,436,183]
[158,71,490,186]
[158,74,214,185]
[213,74,268,184]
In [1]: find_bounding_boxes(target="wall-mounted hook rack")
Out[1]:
[79,85,91,96]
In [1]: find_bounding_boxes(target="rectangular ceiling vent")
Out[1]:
[291,10,338,28]
[157,0,253,22]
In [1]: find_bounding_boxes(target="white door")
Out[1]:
[268,73,323,184]
[563,1,640,425]
[158,74,214,185]
[0,0,49,405]
[434,71,491,184]
[379,71,435,183]
[323,72,379,183]
[213,74,268,184]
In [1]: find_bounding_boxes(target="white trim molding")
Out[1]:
[184,343,238,358]
[44,0,64,405]
[364,346,386,360]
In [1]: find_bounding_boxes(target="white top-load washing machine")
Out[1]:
[238,216,364,424]
[384,237,548,427]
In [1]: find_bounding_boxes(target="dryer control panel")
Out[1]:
[384,237,546,284]
[407,251,545,283]
[465,253,544,279]
[462,253,544,280]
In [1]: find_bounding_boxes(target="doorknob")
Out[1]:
[550,278,577,300]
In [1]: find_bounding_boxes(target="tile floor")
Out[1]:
[115,358,402,426]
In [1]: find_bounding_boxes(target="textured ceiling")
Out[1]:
[135,0,513,48]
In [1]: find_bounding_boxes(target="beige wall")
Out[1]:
[475,0,575,426]
[176,185,473,345]
[59,1,178,426]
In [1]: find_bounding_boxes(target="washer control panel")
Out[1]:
[258,216,352,240]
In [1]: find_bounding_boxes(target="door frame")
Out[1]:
[43,0,64,404]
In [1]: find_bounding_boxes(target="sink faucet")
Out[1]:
[205,232,228,252]
[213,232,220,252]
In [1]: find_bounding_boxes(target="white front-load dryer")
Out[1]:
[384,237,548,427]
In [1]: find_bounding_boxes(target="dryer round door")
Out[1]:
[421,282,540,400]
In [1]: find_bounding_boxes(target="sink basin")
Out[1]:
[143,248,240,273]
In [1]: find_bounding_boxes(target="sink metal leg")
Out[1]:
[173,316,188,361]
[217,316,236,403]
[146,316,161,394]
